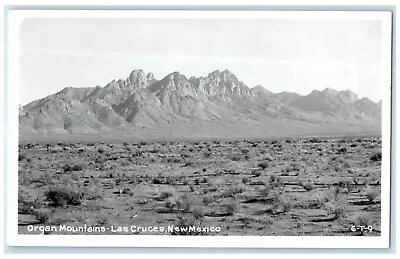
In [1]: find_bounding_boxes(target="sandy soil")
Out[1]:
[18,136,382,236]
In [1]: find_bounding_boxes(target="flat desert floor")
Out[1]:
[18,136,382,236]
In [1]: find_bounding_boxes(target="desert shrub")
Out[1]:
[252,170,261,177]
[341,159,351,168]
[365,188,379,202]
[31,209,50,224]
[63,163,85,172]
[203,151,212,158]
[209,186,218,192]
[289,162,301,172]
[352,176,363,185]
[309,138,321,144]
[202,196,213,206]
[132,151,142,157]
[45,186,83,206]
[18,153,26,161]
[270,178,283,188]
[333,164,341,172]
[315,194,332,208]
[352,213,372,226]
[331,186,343,200]
[370,152,382,162]
[165,177,174,185]
[276,195,293,213]
[241,177,249,184]
[258,161,269,169]
[299,181,314,191]
[152,178,162,184]
[114,178,122,186]
[164,198,176,210]
[166,157,181,164]
[194,178,200,185]
[241,148,250,154]
[176,195,191,211]
[223,185,243,197]
[202,168,207,172]
[225,201,237,215]
[324,201,345,219]
[96,216,109,227]
[338,179,352,189]
[18,192,42,214]
[231,154,242,161]
[159,191,173,200]
[170,214,204,236]
[258,186,272,197]
[191,207,204,219]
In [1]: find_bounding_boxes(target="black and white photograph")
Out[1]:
[5,8,392,248]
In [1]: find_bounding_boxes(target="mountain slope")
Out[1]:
[288,88,381,120]
[19,69,382,141]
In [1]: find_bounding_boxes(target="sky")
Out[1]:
[19,17,384,105]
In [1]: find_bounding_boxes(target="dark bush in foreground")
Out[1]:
[45,187,83,206]
[63,164,85,172]
[258,161,269,169]
[370,152,382,162]
[152,178,162,184]
[18,153,26,161]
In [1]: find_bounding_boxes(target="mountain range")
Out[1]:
[19,69,382,141]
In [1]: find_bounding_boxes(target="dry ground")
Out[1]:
[18,136,382,236]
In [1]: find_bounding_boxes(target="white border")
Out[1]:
[5,10,392,248]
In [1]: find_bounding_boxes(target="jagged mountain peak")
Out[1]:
[147,72,155,81]
[146,70,193,95]
[167,71,187,79]
[19,68,381,139]
[309,88,359,103]
[198,69,252,97]
[129,69,145,77]
[208,69,237,80]
[310,88,338,96]
[339,89,358,103]
[105,80,120,88]
[128,69,147,88]
[221,69,235,76]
